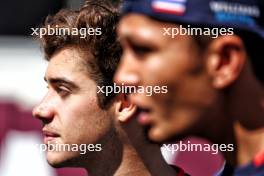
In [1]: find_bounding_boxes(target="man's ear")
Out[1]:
[207,35,246,89]
[115,94,137,122]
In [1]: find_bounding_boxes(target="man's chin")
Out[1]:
[46,152,80,168]
[147,127,170,144]
[148,126,187,144]
[163,133,187,144]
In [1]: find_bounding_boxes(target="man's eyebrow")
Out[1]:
[124,35,157,50]
[44,77,79,89]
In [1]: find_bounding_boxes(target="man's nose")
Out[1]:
[114,53,140,86]
[32,93,55,121]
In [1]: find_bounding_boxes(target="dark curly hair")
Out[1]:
[38,0,122,109]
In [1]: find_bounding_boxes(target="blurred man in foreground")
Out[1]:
[32,1,187,175]
[115,0,264,175]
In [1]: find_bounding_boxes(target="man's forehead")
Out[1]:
[50,48,84,65]
[48,48,88,71]
[119,14,179,42]
[45,48,89,79]
[121,15,155,33]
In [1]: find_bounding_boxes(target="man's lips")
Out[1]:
[137,108,152,125]
[42,129,60,143]
[128,95,153,125]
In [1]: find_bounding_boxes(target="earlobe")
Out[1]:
[207,35,246,89]
[115,94,137,122]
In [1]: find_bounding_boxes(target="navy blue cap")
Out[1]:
[122,0,264,39]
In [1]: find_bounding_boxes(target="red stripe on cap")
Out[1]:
[153,7,185,15]
[152,1,186,16]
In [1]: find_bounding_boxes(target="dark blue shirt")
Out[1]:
[219,162,264,176]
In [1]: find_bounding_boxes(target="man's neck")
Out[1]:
[234,122,264,166]
[230,65,264,167]
[84,142,151,176]
[120,118,178,176]
[85,142,176,176]
[202,64,264,167]
[110,144,151,176]
[216,65,264,167]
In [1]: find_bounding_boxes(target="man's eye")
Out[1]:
[55,86,70,97]
[131,44,152,56]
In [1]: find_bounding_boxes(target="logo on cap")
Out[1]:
[210,1,260,26]
[152,0,187,15]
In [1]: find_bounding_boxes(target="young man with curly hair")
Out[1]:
[32,1,187,175]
